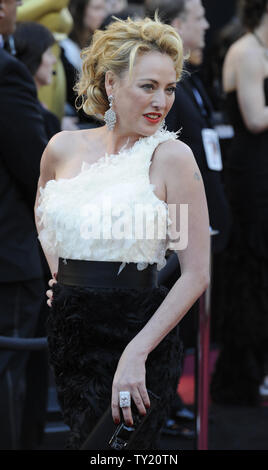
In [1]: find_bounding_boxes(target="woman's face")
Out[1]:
[84,0,107,32]
[108,51,177,138]
[34,47,56,88]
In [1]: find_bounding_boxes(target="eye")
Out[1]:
[166,86,176,95]
[141,84,154,91]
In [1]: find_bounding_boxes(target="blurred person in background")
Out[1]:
[100,0,145,29]
[106,0,127,15]
[17,0,73,122]
[99,3,144,31]
[145,0,231,438]
[201,0,245,113]
[14,22,61,139]
[0,0,48,449]
[16,0,78,131]
[61,0,108,129]
[13,21,61,449]
[210,0,268,405]
[65,0,107,57]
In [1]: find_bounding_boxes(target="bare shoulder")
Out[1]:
[153,139,207,210]
[40,130,88,182]
[44,130,80,161]
[154,138,200,179]
[225,34,263,68]
[41,128,99,171]
[223,35,265,91]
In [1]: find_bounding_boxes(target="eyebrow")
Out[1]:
[138,79,177,86]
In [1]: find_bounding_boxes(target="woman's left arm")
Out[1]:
[111,140,210,426]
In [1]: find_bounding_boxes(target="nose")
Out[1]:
[151,90,166,110]
[204,17,210,30]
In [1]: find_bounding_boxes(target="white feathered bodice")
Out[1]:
[36,128,178,274]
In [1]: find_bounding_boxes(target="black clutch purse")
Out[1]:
[80,389,160,451]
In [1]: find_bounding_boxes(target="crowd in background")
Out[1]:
[0,0,268,450]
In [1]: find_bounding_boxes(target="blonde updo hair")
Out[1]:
[74,15,184,117]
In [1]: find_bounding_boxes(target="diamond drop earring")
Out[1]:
[104,95,117,131]
[159,118,166,130]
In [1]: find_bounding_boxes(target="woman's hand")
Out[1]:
[46,273,58,307]
[111,344,150,426]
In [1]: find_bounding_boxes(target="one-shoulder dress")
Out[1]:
[210,79,268,405]
[36,128,183,449]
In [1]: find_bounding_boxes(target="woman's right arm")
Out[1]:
[34,134,63,278]
[226,45,268,133]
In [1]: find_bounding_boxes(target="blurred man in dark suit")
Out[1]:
[146,0,231,438]
[0,0,48,449]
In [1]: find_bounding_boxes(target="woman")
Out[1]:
[14,22,60,139]
[210,0,268,405]
[61,0,107,79]
[68,0,107,51]
[61,0,108,129]
[35,16,210,449]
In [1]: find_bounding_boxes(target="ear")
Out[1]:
[105,70,118,97]
[171,16,184,35]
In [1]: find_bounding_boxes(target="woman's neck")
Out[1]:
[102,126,142,156]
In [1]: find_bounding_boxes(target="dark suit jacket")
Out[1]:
[165,68,231,254]
[0,48,48,282]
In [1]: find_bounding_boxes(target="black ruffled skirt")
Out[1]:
[47,282,182,450]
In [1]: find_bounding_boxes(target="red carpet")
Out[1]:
[177,349,268,407]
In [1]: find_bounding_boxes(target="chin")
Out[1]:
[124,122,161,139]
[138,130,156,138]
[147,126,162,135]
[140,124,162,137]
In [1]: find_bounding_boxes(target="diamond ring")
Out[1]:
[119,391,131,408]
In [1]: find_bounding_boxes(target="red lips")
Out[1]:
[143,113,162,124]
